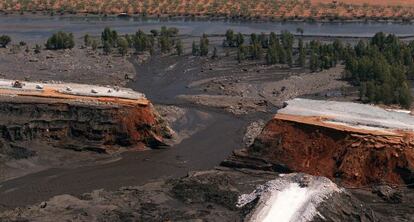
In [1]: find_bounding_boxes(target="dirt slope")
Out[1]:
[228,99,414,187]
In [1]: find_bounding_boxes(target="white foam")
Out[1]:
[257,183,311,222]
[238,174,342,222]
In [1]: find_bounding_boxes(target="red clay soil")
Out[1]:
[249,117,414,187]
[0,89,169,152]
[112,103,167,149]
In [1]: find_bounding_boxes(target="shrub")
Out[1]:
[117,37,128,56]
[0,35,11,48]
[34,44,41,54]
[176,39,183,55]
[103,41,111,54]
[101,27,118,47]
[45,31,75,50]
[199,34,209,56]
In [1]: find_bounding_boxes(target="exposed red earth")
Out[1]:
[0,80,170,153]
[237,99,414,187]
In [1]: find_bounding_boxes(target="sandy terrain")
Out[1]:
[180,62,348,115]
[0,46,135,87]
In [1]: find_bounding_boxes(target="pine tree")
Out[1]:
[176,39,183,55]
[297,38,306,67]
[199,34,209,56]
[84,34,91,47]
[117,37,128,56]
[225,29,235,47]
[103,41,111,55]
[266,45,278,65]
[235,33,244,47]
[192,41,199,56]
[310,50,319,72]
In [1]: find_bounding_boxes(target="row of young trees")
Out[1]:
[221,29,342,72]
[99,26,182,56]
[43,26,183,56]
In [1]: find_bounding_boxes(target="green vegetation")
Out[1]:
[223,29,243,47]
[199,34,209,56]
[0,35,11,48]
[83,34,91,47]
[133,30,153,53]
[45,31,75,50]
[103,41,111,54]
[192,41,199,56]
[117,37,129,56]
[344,32,413,108]
[297,38,306,67]
[158,26,178,53]
[101,27,118,47]
[222,29,412,108]
[73,26,414,109]
[176,39,183,55]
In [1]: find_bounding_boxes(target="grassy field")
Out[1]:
[1,0,414,20]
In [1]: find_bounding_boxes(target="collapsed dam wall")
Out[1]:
[0,79,170,156]
[229,99,414,187]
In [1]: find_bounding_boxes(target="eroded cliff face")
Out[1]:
[0,97,169,155]
[249,118,414,186]
[234,99,414,187]
[0,79,171,157]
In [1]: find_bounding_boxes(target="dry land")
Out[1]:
[2,1,414,21]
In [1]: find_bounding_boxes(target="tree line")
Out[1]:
[344,33,413,108]
[220,29,412,108]
[5,28,413,108]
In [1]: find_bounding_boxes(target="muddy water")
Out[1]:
[2,15,414,42]
[0,109,245,208]
[0,46,250,208]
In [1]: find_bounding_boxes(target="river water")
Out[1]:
[2,15,414,42]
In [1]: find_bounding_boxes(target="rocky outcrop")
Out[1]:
[0,168,380,222]
[0,80,171,156]
[230,99,414,187]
